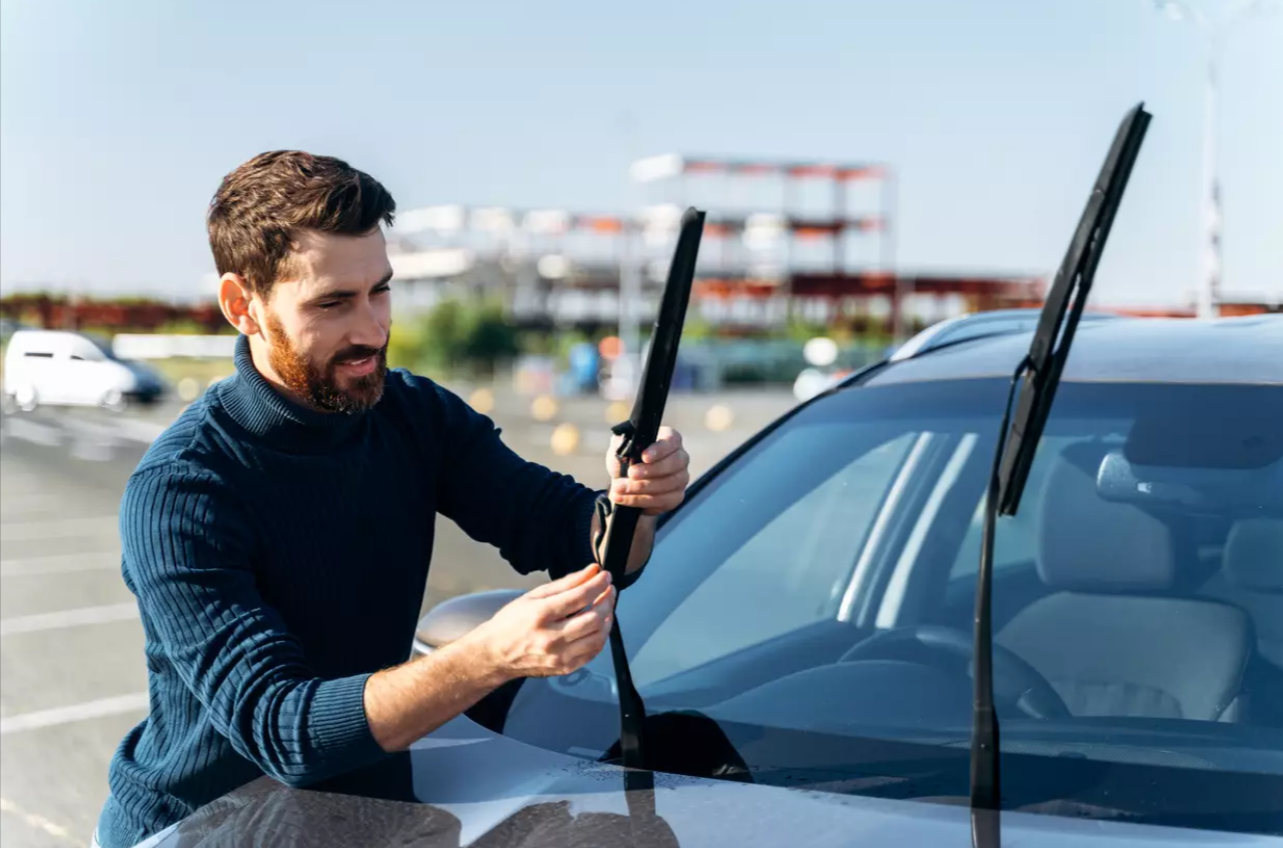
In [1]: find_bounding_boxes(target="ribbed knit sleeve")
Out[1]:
[429,383,598,580]
[120,465,388,788]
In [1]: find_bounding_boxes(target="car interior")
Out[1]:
[993,443,1259,723]
[499,382,1283,804]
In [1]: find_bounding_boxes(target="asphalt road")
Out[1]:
[0,385,794,847]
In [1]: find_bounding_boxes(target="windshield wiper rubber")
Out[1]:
[599,206,706,773]
[970,103,1151,848]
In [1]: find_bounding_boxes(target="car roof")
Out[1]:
[863,314,1283,388]
[8,328,80,341]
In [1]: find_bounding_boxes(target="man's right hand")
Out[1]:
[364,563,616,753]
[465,564,616,682]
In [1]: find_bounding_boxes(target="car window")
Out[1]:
[72,339,109,361]
[629,430,917,688]
[945,434,1112,579]
[499,378,1283,836]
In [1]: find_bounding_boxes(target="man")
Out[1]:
[93,151,691,848]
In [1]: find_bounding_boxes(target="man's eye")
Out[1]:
[317,301,341,310]
[373,285,392,296]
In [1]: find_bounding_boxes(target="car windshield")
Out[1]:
[83,334,119,360]
[500,377,1283,834]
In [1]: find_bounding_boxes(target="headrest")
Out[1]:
[1224,519,1283,594]
[1036,444,1177,593]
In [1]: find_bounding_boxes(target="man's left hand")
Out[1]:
[606,427,690,516]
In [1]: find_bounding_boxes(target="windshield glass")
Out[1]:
[83,334,119,360]
[499,377,1283,834]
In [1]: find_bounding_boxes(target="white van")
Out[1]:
[2,329,166,412]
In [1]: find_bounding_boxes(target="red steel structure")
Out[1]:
[628,153,1041,336]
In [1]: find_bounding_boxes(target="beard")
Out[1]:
[264,312,388,414]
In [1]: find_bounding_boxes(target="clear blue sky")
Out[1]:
[2,0,1280,308]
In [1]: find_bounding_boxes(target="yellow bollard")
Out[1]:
[469,387,495,415]
[177,377,201,403]
[705,404,735,432]
[604,400,630,424]
[531,395,559,422]
[551,423,580,456]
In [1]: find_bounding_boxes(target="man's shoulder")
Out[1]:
[128,393,234,490]
[119,407,246,548]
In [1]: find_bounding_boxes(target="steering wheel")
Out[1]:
[838,625,1071,719]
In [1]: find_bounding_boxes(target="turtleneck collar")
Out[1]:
[217,334,367,454]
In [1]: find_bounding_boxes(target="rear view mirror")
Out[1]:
[1095,450,1283,515]
[412,589,523,656]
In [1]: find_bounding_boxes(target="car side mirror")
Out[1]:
[413,589,524,656]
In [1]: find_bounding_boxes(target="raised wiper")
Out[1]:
[599,206,706,773]
[969,103,1151,848]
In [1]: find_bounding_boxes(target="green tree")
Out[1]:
[462,301,520,378]
[388,297,520,380]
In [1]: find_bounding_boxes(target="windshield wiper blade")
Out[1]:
[969,103,1151,848]
[600,206,706,773]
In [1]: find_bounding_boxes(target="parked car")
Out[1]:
[1,329,167,413]
[138,312,1283,848]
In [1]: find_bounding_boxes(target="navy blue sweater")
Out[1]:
[96,336,600,848]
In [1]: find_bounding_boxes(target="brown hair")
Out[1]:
[207,151,396,297]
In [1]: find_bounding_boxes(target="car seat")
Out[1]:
[995,447,1252,721]
[1202,517,1283,726]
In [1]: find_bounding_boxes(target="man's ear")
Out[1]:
[218,274,261,336]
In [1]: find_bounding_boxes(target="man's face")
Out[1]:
[252,228,394,413]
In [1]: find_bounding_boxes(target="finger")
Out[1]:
[590,582,617,611]
[640,432,682,464]
[627,448,689,480]
[563,581,614,622]
[560,625,612,673]
[525,564,602,600]
[557,597,612,642]
[538,569,613,619]
[611,490,687,512]
[569,627,612,665]
[613,470,690,497]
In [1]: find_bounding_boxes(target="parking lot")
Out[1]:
[0,386,793,847]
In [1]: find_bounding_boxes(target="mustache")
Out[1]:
[330,344,387,366]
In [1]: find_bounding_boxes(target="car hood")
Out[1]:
[144,715,1280,848]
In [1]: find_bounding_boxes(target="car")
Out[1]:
[886,307,1123,362]
[2,329,167,413]
[134,311,1283,848]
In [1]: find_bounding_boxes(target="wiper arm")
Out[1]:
[599,207,706,773]
[970,103,1151,848]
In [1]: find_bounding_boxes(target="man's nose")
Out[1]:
[350,302,389,349]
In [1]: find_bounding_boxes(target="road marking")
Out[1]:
[0,493,75,518]
[0,796,80,844]
[60,415,165,444]
[0,692,149,736]
[0,602,138,636]
[1,417,63,446]
[1,411,164,455]
[117,419,167,443]
[0,516,119,543]
[1,551,122,577]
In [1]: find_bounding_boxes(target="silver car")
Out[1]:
[135,312,1283,847]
